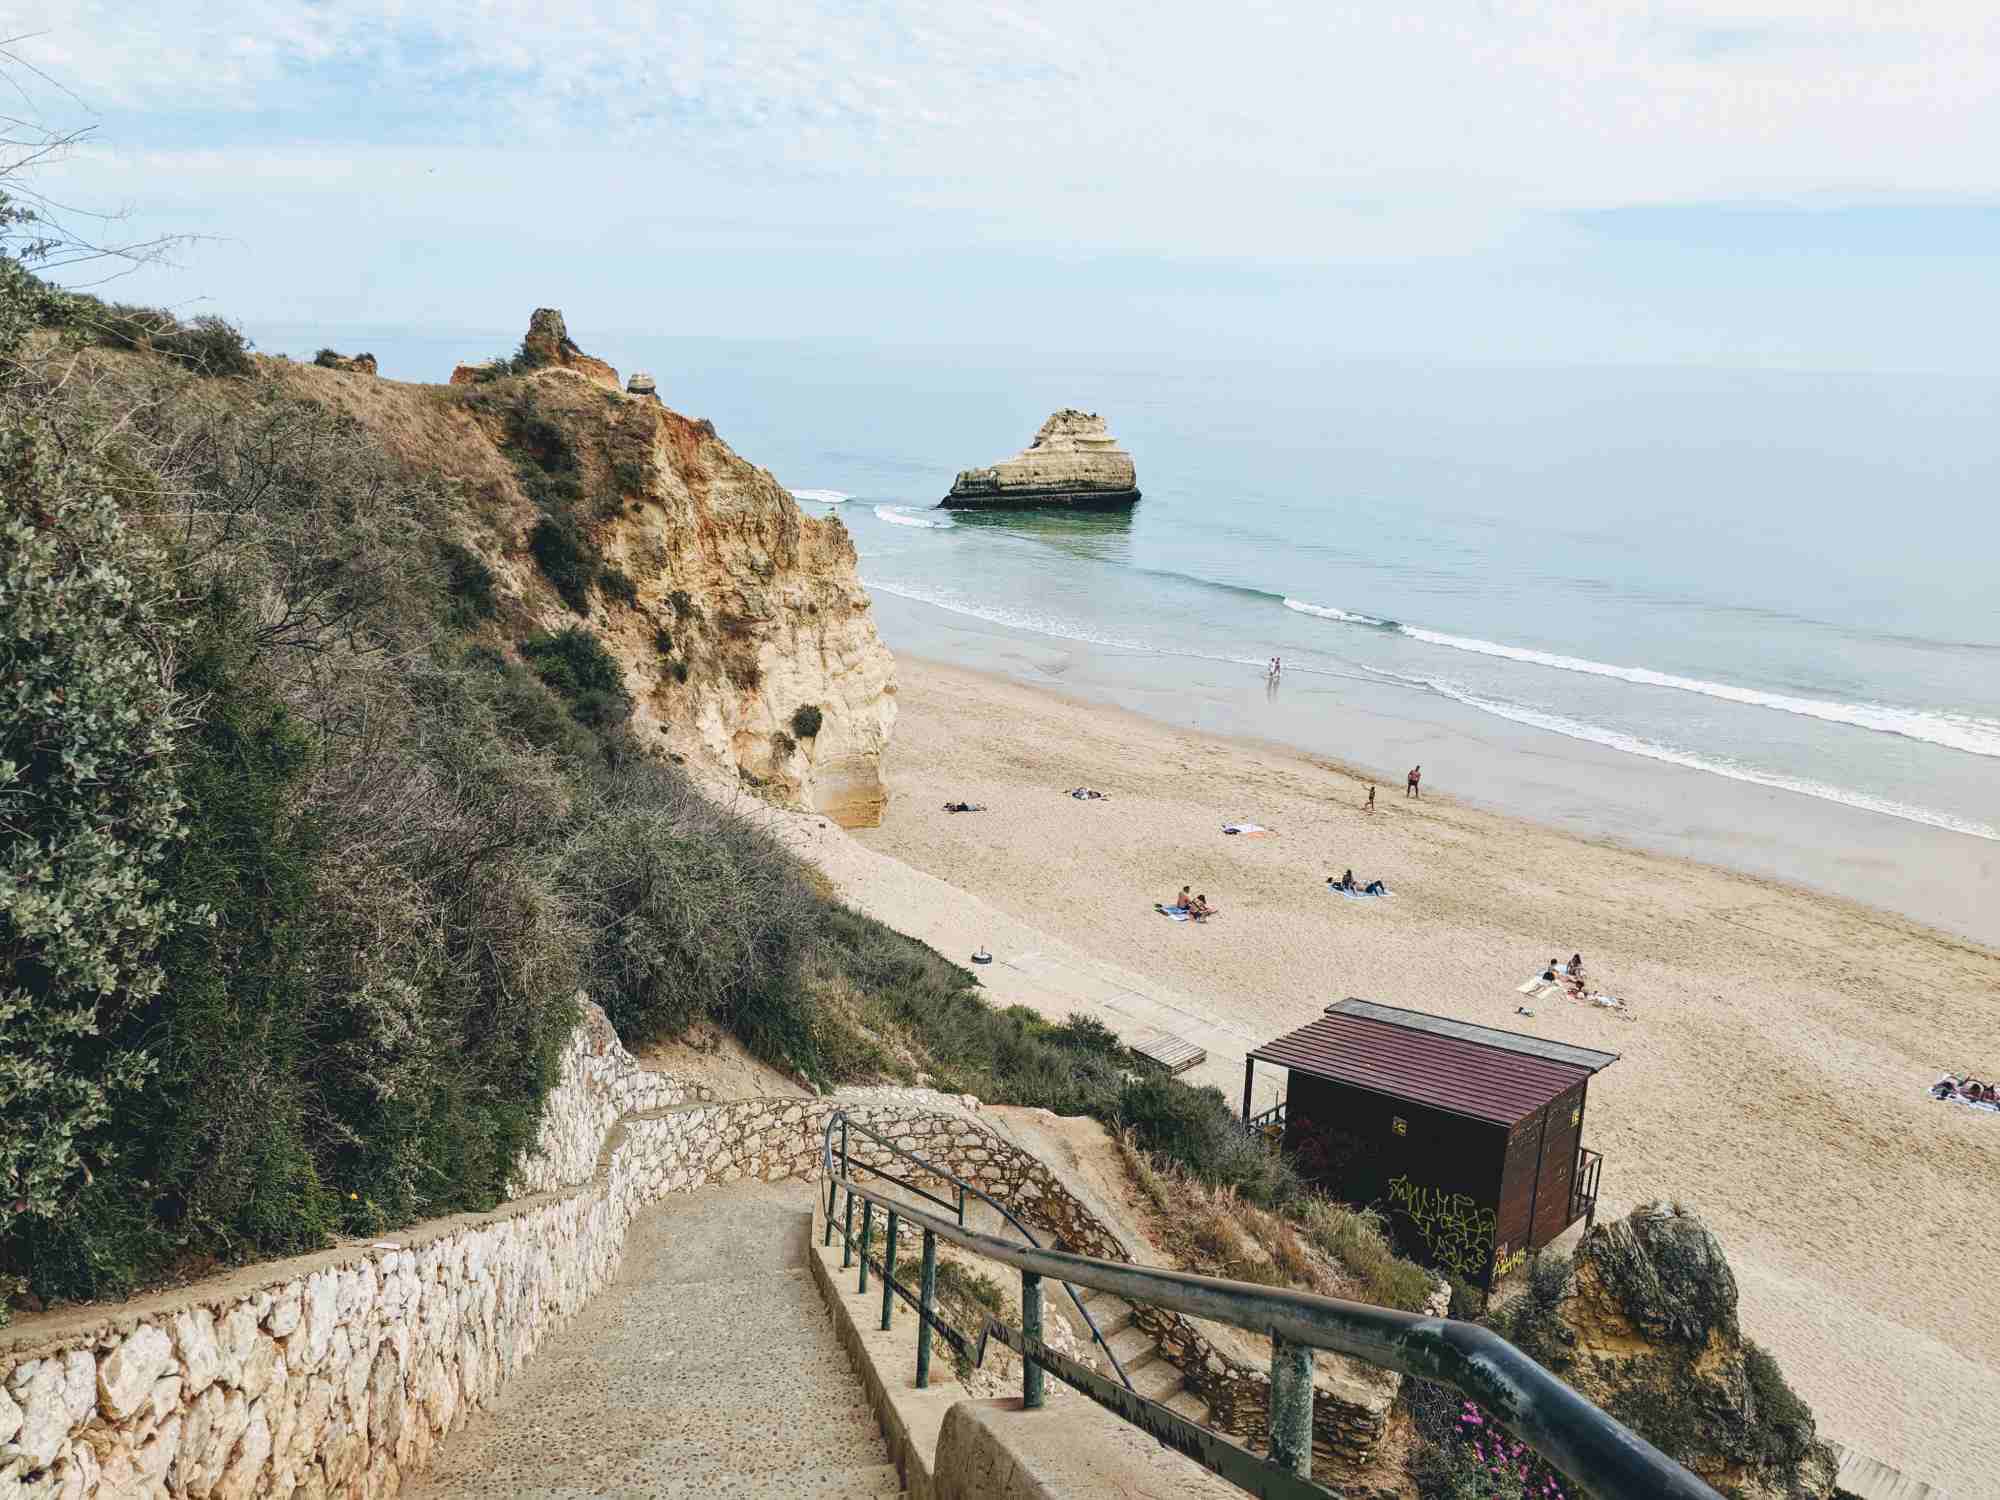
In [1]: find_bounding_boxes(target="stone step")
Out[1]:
[1131,1355,1186,1404]
[1106,1321,1160,1365]
[1166,1386,1211,1424]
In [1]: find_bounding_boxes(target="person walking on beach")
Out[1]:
[1406,765,1422,799]
[1365,784,1376,813]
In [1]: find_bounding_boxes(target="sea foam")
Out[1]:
[787,488,852,503]
[1284,597,2000,759]
[874,505,955,529]
[1377,670,2000,842]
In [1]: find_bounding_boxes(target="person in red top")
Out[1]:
[1406,765,1422,799]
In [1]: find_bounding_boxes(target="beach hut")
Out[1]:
[1242,999,1619,1290]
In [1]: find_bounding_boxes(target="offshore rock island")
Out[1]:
[940,408,1141,510]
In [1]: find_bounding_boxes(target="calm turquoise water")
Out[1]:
[328,331,2000,851]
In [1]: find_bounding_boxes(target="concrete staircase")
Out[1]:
[408,1180,901,1499]
[1073,1287,1210,1424]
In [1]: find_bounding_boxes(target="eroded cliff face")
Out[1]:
[287,310,896,824]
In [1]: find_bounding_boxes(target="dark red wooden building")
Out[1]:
[1243,999,1618,1290]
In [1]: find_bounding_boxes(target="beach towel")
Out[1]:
[1329,884,1391,900]
[1154,903,1192,921]
[1222,822,1274,836]
[1516,977,1544,994]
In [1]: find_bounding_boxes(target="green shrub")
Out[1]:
[67,296,255,377]
[0,479,197,1245]
[528,514,599,614]
[440,540,499,624]
[599,564,640,607]
[790,703,824,739]
[521,626,632,725]
[556,800,819,1056]
[1116,1074,1298,1207]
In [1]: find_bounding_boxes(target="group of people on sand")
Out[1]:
[1165,885,1217,922]
[1542,954,1591,995]
[1931,1074,1999,1111]
[1328,869,1388,896]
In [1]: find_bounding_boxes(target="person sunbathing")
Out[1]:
[1329,869,1357,892]
[1188,893,1216,921]
[1174,885,1193,912]
[942,801,986,812]
[1566,953,1585,980]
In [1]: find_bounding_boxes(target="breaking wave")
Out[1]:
[1369,670,2000,842]
[1283,598,2000,758]
[787,488,852,504]
[873,505,955,529]
[1283,597,1393,627]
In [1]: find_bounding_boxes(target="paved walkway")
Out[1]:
[410,1180,901,1499]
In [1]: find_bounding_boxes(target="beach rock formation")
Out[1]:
[941,408,1140,510]
[518,307,621,391]
[1498,1201,1837,1500]
[312,349,377,375]
[627,371,658,397]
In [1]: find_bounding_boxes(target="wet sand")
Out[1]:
[815,654,1999,1494]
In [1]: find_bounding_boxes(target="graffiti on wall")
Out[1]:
[1386,1175,1497,1278]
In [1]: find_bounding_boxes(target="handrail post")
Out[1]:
[859,1200,874,1293]
[916,1229,937,1389]
[1021,1271,1045,1410]
[842,1186,856,1269]
[881,1210,899,1330]
[1269,1330,1314,1477]
[957,1182,966,1227]
[823,1172,836,1246]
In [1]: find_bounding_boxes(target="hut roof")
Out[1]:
[1249,999,1619,1127]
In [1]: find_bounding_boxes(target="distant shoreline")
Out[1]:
[865,586,2000,947]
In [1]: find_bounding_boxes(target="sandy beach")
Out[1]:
[790,655,1999,1494]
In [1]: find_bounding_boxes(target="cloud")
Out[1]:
[16,3,2000,370]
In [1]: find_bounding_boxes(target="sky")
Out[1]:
[14,2,2000,373]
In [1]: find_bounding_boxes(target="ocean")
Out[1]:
[322,330,2000,938]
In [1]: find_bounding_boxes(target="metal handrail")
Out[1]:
[819,1112,1135,1390]
[818,1114,1722,1500]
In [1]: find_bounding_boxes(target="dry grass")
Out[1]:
[1118,1131,1434,1313]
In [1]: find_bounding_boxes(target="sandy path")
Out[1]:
[810,656,1998,1494]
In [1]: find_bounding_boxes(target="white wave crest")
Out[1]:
[1393,673,1999,841]
[874,505,955,529]
[1396,625,2000,759]
[1284,597,1388,626]
[787,487,852,503]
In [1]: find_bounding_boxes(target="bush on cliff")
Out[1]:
[522,625,633,726]
[0,464,198,1247]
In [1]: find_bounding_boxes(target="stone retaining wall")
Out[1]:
[0,1004,983,1500]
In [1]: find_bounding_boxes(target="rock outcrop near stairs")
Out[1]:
[1503,1201,1838,1500]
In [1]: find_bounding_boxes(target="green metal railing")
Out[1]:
[820,1113,1134,1391]
[819,1108,1723,1500]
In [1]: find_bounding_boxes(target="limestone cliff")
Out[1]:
[1497,1202,1837,1500]
[941,408,1140,510]
[284,309,896,824]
